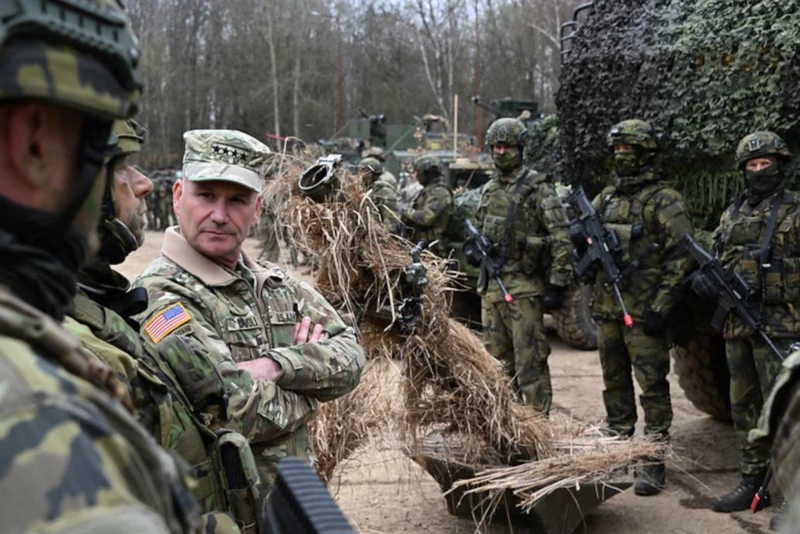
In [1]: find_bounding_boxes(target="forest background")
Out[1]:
[127,0,584,167]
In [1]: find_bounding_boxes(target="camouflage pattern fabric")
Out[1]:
[482,296,551,414]
[64,275,263,531]
[591,179,694,321]
[158,180,175,230]
[133,229,366,490]
[378,170,398,189]
[712,190,800,338]
[183,130,272,194]
[726,337,793,476]
[596,320,671,438]
[402,176,453,256]
[0,286,200,533]
[366,180,401,230]
[258,208,281,263]
[476,166,572,303]
[751,350,800,530]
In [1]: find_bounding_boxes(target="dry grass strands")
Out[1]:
[451,427,666,513]
[310,358,396,483]
[268,153,553,465]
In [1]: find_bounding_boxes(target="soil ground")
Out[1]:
[119,231,779,534]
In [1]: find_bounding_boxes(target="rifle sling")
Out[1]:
[757,192,786,314]
[499,170,533,268]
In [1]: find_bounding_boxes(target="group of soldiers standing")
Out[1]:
[145,168,179,230]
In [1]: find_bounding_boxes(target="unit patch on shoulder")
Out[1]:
[144,303,192,344]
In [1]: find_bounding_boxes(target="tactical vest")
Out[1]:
[717,191,800,338]
[408,179,453,255]
[593,183,674,320]
[0,287,201,533]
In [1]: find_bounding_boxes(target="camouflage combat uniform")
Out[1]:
[134,130,366,491]
[702,132,800,513]
[403,155,453,256]
[258,207,281,263]
[158,179,175,230]
[475,119,572,414]
[592,121,693,440]
[358,157,401,231]
[0,2,201,531]
[135,230,365,489]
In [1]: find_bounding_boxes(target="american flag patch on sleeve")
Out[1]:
[144,303,192,344]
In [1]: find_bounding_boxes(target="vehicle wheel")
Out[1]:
[670,330,732,422]
[551,283,598,350]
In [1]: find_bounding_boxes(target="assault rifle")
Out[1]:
[464,219,514,303]
[681,234,785,361]
[395,240,429,333]
[567,186,633,327]
[266,457,354,534]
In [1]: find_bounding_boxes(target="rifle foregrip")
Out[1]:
[266,457,354,534]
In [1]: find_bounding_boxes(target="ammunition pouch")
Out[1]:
[215,431,267,534]
[519,235,549,275]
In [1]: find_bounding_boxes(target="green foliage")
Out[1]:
[557,0,800,229]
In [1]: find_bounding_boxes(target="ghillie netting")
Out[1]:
[266,148,660,512]
[558,0,800,229]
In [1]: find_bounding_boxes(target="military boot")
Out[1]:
[634,457,665,496]
[711,474,769,513]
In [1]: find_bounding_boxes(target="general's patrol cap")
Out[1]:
[182,129,271,193]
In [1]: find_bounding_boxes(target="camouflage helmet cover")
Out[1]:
[365,146,385,160]
[607,119,658,151]
[735,131,791,167]
[107,119,145,159]
[357,157,383,175]
[0,0,142,120]
[485,118,527,147]
[413,154,443,174]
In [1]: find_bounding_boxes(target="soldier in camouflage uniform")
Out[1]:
[402,155,454,256]
[133,130,366,492]
[358,157,401,231]
[591,119,693,496]
[158,173,176,230]
[364,146,399,189]
[691,132,800,513]
[0,2,203,532]
[62,120,261,532]
[467,118,572,415]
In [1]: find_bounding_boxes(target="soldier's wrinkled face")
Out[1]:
[174,178,262,267]
[112,156,152,243]
[745,157,773,172]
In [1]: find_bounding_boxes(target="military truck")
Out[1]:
[556,0,800,420]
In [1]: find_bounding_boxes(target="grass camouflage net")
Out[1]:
[557,0,800,229]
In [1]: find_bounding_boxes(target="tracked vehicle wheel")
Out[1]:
[551,283,597,350]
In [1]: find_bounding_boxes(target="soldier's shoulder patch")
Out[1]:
[144,303,192,344]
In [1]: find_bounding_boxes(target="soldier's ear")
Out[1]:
[173,178,184,218]
[252,193,263,227]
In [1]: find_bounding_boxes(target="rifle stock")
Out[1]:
[266,457,354,534]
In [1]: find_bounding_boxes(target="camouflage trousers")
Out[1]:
[253,425,314,492]
[597,320,671,438]
[481,295,551,414]
[725,336,794,476]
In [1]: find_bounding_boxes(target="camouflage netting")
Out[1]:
[557,0,800,229]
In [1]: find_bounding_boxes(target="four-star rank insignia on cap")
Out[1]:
[144,303,192,343]
[212,143,248,165]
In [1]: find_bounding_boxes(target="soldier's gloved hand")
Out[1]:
[689,270,718,300]
[542,284,566,312]
[643,310,668,336]
[463,237,484,268]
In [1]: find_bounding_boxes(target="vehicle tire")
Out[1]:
[551,283,598,350]
[670,329,732,422]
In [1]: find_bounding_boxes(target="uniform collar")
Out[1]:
[161,227,285,293]
[496,166,527,184]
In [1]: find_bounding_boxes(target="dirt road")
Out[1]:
[120,231,777,534]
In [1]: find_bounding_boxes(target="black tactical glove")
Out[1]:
[689,269,719,300]
[463,237,484,268]
[643,310,668,337]
[542,284,566,312]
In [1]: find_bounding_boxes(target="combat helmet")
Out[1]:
[299,154,342,203]
[358,157,383,176]
[413,155,443,175]
[735,131,791,168]
[101,119,147,264]
[486,118,527,147]
[365,146,386,161]
[0,0,143,235]
[607,120,658,151]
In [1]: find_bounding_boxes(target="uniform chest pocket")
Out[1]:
[266,308,298,348]
[727,217,763,247]
[223,313,265,363]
